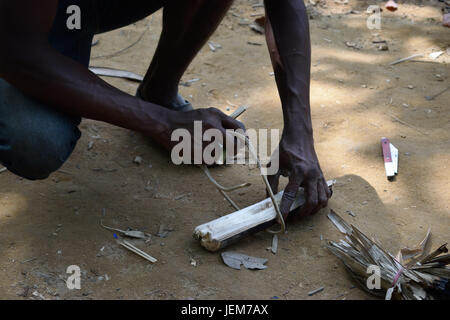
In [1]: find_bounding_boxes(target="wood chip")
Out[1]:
[133,156,143,165]
[346,210,356,217]
[271,234,278,254]
[429,51,444,60]
[249,22,264,34]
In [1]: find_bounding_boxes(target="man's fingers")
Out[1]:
[221,115,246,131]
[317,179,329,209]
[299,179,319,217]
[279,178,302,221]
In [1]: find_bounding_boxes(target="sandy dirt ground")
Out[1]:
[0,0,449,300]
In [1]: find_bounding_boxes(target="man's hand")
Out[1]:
[268,132,331,221]
[158,107,245,164]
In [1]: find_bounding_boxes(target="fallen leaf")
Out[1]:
[221,252,268,270]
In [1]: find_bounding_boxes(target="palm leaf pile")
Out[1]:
[327,210,449,300]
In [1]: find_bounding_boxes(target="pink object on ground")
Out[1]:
[444,13,450,27]
[385,0,398,12]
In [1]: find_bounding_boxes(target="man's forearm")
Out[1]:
[264,0,312,136]
[0,39,173,144]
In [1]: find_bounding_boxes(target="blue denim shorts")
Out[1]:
[0,0,164,180]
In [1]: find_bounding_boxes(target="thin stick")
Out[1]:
[228,131,286,234]
[308,287,324,296]
[425,86,450,101]
[229,105,248,119]
[118,240,157,263]
[0,167,7,173]
[200,165,250,192]
[101,220,127,234]
[389,54,423,66]
[199,106,250,210]
[219,189,241,211]
[387,112,428,135]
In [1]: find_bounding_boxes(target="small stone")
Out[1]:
[16,286,29,297]
[378,43,389,51]
[133,156,143,165]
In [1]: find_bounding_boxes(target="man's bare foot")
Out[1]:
[385,0,398,12]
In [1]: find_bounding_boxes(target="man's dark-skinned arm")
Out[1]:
[264,0,331,219]
[0,0,243,156]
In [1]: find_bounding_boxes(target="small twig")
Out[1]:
[226,100,239,108]
[100,220,150,240]
[58,169,73,175]
[219,189,241,211]
[0,167,7,174]
[200,165,251,192]
[199,106,249,210]
[389,54,423,66]
[229,105,248,119]
[308,287,324,296]
[425,86,450,101]
[20,257,37,264]
[387,112,428,135]
[101,220,127,234]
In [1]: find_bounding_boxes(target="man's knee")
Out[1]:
[0,79,81,180]
[3,133,79,181]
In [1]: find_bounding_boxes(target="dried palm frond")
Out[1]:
[327,210,449,300]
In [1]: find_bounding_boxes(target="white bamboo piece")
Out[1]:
[118,240,157,263]
[194,180,334,251]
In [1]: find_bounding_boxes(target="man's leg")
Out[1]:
[0,79,81,180]
[138,0,235,109]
